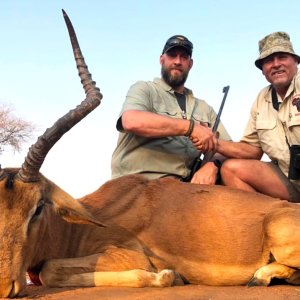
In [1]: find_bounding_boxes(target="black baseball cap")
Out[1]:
[162,35,193,56]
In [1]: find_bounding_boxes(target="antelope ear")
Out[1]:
[48,180,106,227]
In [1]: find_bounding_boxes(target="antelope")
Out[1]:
[2,9,300,299]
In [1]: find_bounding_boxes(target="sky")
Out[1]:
[1,0,300,197]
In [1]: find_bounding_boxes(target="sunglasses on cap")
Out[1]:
[162,36,193,56]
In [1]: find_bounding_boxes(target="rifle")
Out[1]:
[184,85,230,182]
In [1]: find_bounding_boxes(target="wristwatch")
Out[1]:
[213,159,222,170]
[213,159,222,183]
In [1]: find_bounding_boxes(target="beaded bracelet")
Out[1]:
[184,119,195,137]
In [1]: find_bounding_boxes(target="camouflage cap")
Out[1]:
[255,31,300,70]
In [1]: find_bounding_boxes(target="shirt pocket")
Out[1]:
[255,120,278,150]
[192,111,211,127]
[256,120,276,130]
[256,117,290,165]
[286,116,300,145]
[287,116,300,128]
[153,104,178,117]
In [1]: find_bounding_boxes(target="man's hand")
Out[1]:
[190,123,218,153]
[191,162,219,185]
[190,122,218,153]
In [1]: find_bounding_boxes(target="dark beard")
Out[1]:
[161,65,189,89]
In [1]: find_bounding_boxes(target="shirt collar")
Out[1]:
[265,70,300,102]
[154,77,193,96]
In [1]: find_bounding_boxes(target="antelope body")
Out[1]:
[1,10,300,299]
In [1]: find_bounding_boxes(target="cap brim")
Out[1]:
[255,58,264,70]
[163,45,192,56]
[255,52,300,70]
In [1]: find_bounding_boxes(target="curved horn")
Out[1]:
[18,10,102,182]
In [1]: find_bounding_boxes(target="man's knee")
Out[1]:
[221,159,240,174]
[220,159,239,183]
[220,159,252,183]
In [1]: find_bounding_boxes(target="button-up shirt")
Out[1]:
[241,71,300,185]
[111,78,231,180]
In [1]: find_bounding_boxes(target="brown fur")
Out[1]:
[1,172,300,298]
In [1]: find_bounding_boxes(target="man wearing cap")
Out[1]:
[215,31,300,202]
[111,35,231,184]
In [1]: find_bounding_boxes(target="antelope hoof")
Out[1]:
[155,269,176,287]
[247,276,269,287]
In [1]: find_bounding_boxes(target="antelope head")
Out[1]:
[0,10,104,298]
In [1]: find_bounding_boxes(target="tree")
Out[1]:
[0,104,35,154]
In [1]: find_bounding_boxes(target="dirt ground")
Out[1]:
[11,284,300,300]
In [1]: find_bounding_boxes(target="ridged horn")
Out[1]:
[17,9,102,182]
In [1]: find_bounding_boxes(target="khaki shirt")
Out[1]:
[111,78,231,179]
[241,71,300,185]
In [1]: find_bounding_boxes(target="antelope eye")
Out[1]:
[30,200,45,222]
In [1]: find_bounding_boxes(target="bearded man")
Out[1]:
[111,35,231,184]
